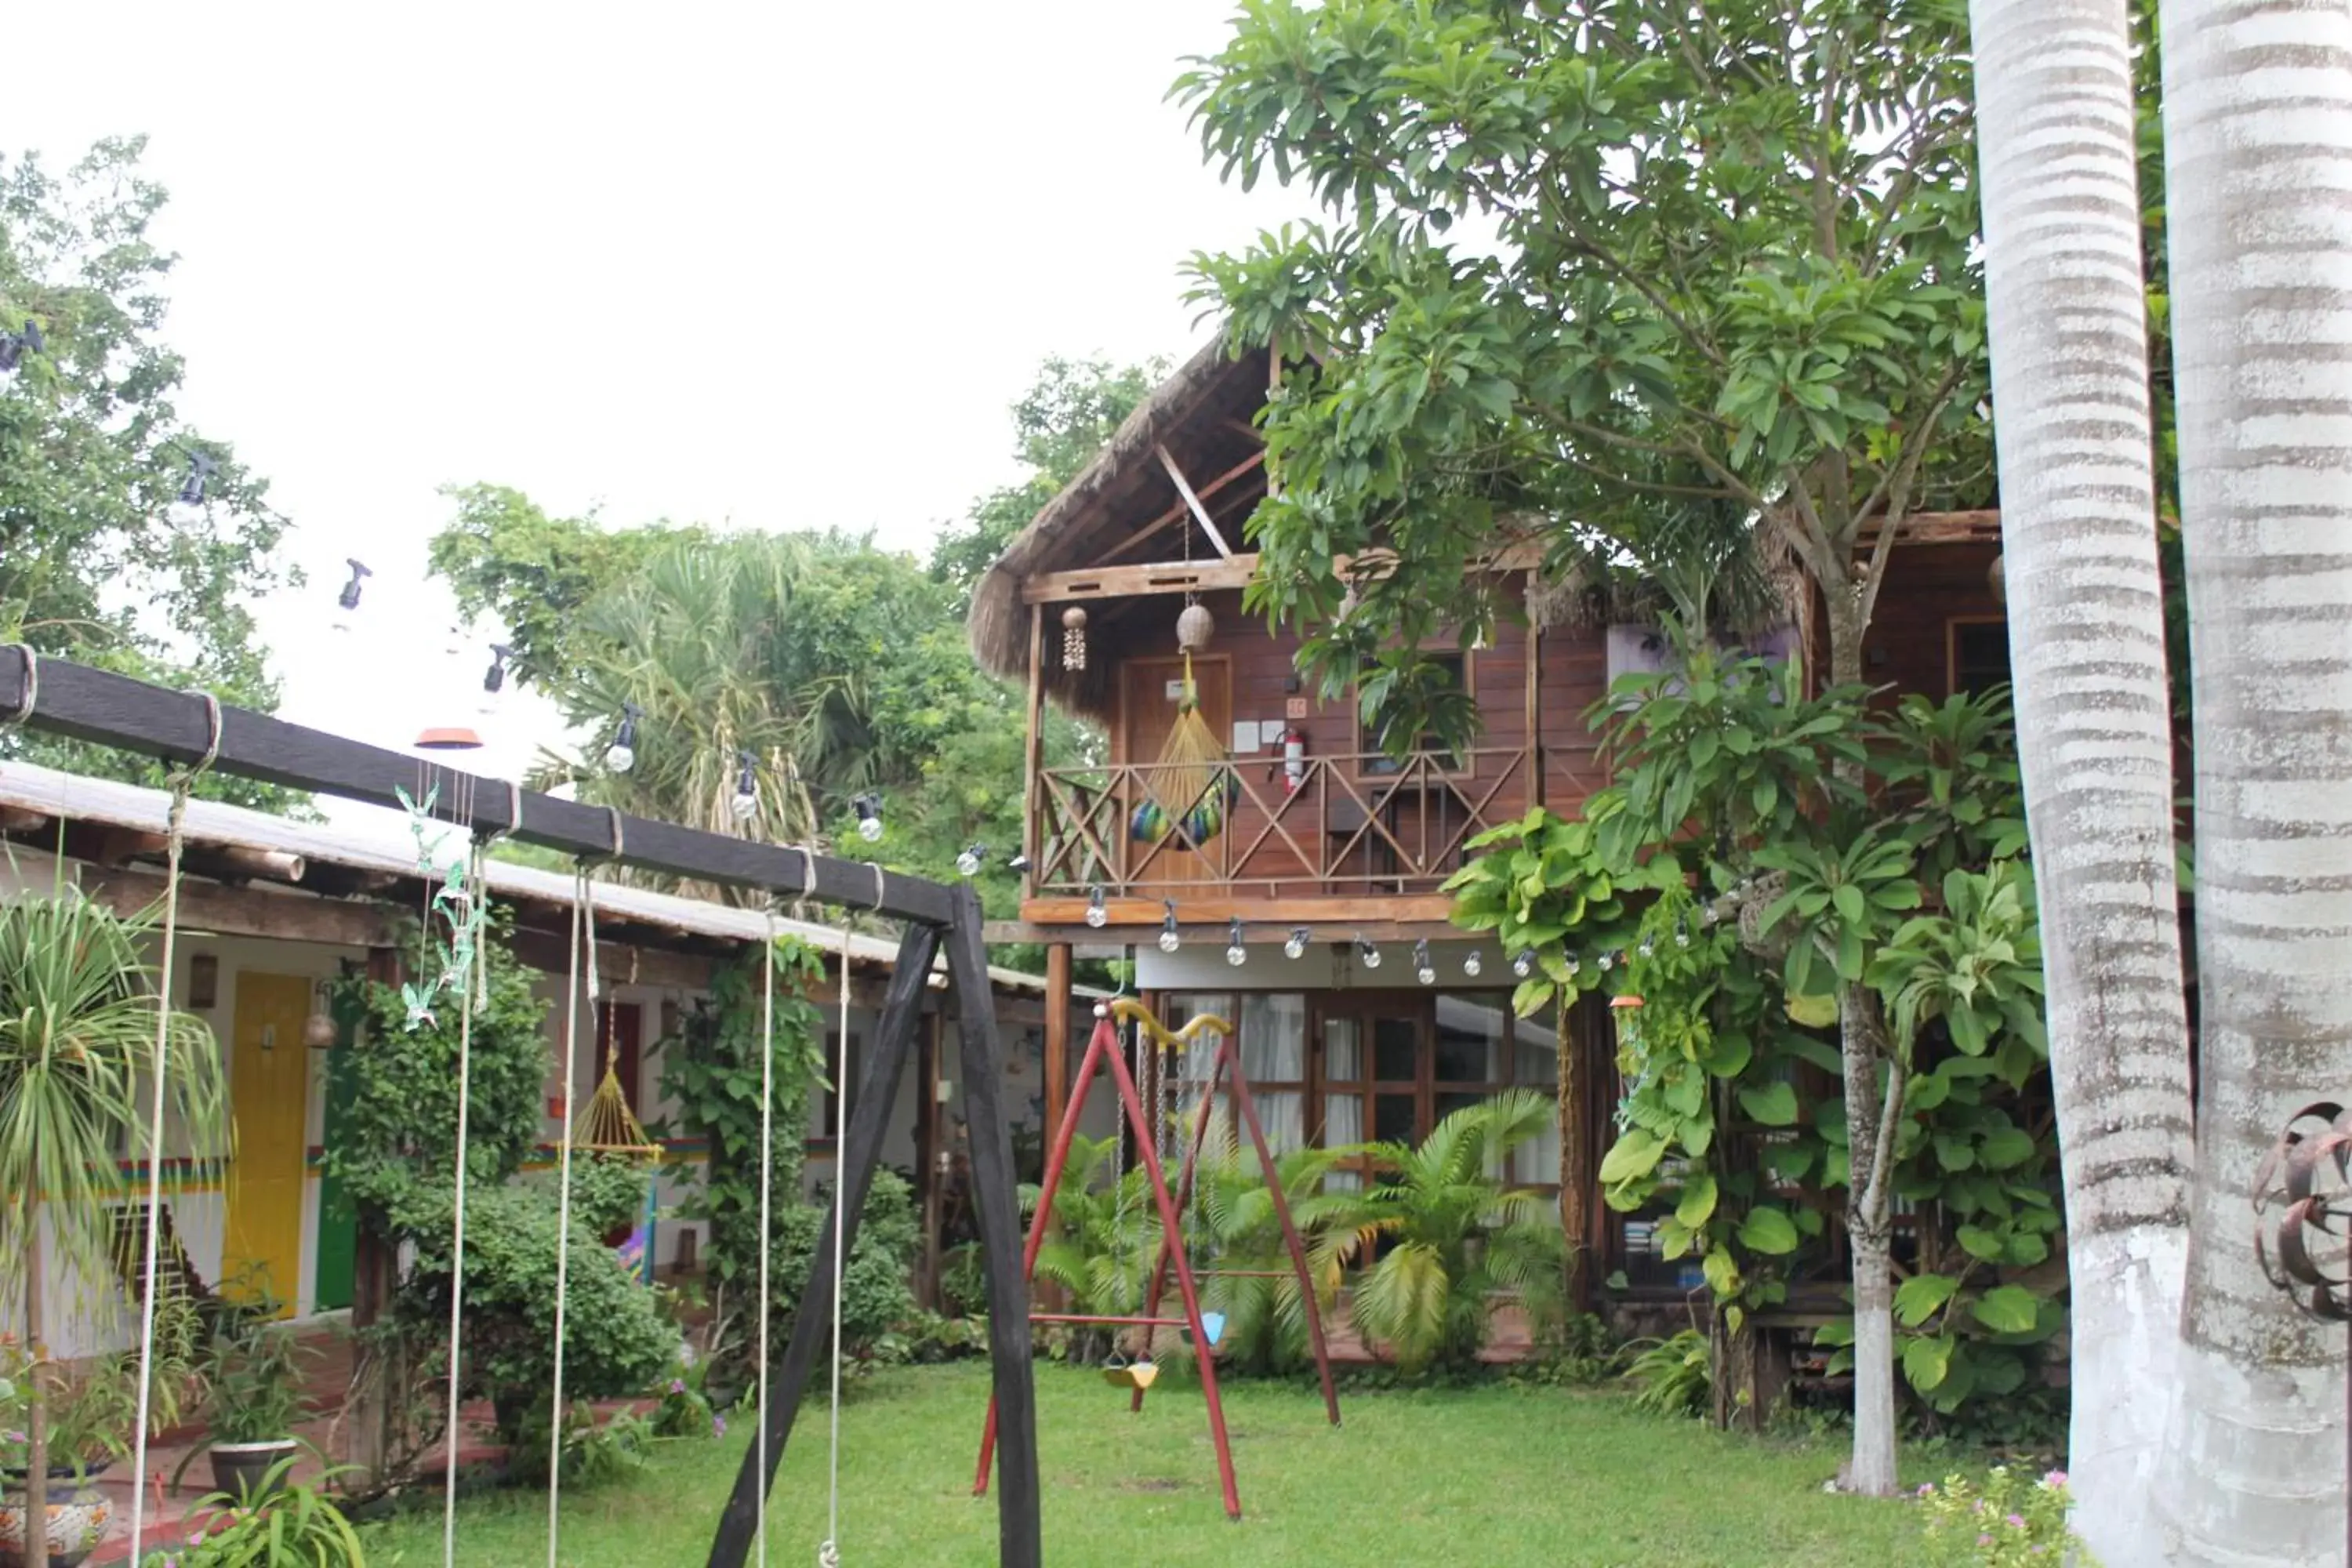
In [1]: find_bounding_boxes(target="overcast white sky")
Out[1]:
[6,2,1307,825]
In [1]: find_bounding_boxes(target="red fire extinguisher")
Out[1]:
[1282,724,1308,795]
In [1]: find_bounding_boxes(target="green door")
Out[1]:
[310,998,361,1311]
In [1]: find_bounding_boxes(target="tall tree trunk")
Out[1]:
[1968,1,2197,1558]
[24,1201,47,1568]
[1558,1001,1592,1315]
[2153,2,2352,1562]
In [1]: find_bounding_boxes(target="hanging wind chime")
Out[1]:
[1062,605,1088,673]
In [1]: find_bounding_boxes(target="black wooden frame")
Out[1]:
[0,649,1043,1568]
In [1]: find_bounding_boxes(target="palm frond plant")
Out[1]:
[1018,1134,1162,1363]
[1175,1112,1348,1377]
[0,892,229,1563]
[1315,1088,1565,1377]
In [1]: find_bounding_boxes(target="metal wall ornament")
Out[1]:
[2252,1102,2352,1319]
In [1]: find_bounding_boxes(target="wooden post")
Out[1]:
[703,923,942,1568]
[1022,604,1045,900]
[942,887,1044,1568]
[1043,946,1072,1145]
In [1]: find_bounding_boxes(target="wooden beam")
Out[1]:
[77,868,397,949]
[939,887,1043,1568]
[0,806,48,835]
[1022,893,1459,927]
[507,929,714,991]
[1154,445,1234,557]
[1855,508,2002,546]
[93,825,167,868]
[0,651,958,927]
[208,844,307,883]
[1022,556,1260,604]
[705,922,944,1568]
[915,1011,944,1311]
[1111,450,1267,564]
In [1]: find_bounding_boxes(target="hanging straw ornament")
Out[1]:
[1175,599,1214,653]
[1061,606,1088,673]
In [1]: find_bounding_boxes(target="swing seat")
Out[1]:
[1102,1360,1160,1391]
[1181,1312,1226,1348]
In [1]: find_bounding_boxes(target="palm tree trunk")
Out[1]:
[1556,1002,1592,1315]
[2151,2,2352,1561]
[1968,1,2196,1558]
[24,1200,47,1568]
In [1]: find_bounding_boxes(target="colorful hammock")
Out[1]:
[1130,653,1237,846]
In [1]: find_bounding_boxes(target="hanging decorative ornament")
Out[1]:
[1176,597,1214,652]
[1062,605,1090,672]
[1987,553,2005,599]
[302,979,337,1050]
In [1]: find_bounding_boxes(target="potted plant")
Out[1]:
[0,1354,132,1568]
[188,1309,310,1501]
[140,1458,366,1568]
[0,893,230,1568]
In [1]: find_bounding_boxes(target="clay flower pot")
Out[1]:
[0,1483,114,1568]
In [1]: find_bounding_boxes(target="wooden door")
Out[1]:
[1120,655,1232,887]
[223,972,313,1315]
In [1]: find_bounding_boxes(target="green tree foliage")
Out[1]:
[929,355,1165,610]
[1178,1,1990,728]
[1450,649,2060,1429]
[0,139,299,809]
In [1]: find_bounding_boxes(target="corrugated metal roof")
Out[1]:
[0,760,1071,996]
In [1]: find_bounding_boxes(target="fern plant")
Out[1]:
[1316,1089,1564,1377]
[1020,1134,1162,1359]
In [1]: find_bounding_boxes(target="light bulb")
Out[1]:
[1639,938,1656,959]
[1160,902,1181,953]
[1675,922,1691,949]
[858,816,884,843]
[1463,950,1483,978]
[956,844,985,878]
[1161,928,1184,954]
[1358,935,1381,970]
[1598,952,1615,972]
[1566,953,1581,975]
[1414,939,1435,985]
[1512,949,1534,979]
[1283,928,1309,960]
[1417,963,1436,986]
[1086,887,1108,928]
[1225,919,1247,967]
[605,703,641,775]
[604,741,636,775]
[1702,906,1721,926]
[853,793,884,843]
[730,750,758,821]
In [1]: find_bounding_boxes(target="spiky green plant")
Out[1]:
[0,891,228,1561]
[1316,1088,1564,1377]
[1181,1114,1348,1377]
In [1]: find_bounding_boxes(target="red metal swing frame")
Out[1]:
[972,997,1341,1520]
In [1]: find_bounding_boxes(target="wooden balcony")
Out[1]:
[1020,746,1601,927]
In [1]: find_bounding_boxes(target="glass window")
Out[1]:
[1433,995,1510,1083]
[1951,619,2011,697]
[1374,1018,1419,1082]
[1374,1092,1417,1143]
[1240,993,1306,1082]
[1324,1017,1361,1083]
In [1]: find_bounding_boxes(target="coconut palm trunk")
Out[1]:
[2151,2,2352,1562]
[1967,0,2198,1558]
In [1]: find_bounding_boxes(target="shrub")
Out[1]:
[1619,1329,1711,1418]
[1917,1467,2096,1566]
[394,1181,676,1442]
[769,1170,920,1359]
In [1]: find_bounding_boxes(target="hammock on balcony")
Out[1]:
[1130,654,1237,848]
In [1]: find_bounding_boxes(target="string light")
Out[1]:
[1414,938,1436,986]
[1597,951,1616,973]
[731,750,760,822]
[1225,918,1247,967]
[1566,953,1581,975]
[1160,900,1181,954]
[1007,852,1032,874]
[1702,906,1721,926]
[176,450,217,506]
[1512,949,1534,979]
[1085,885,1108,929]
[1284,927,1310,960]
[1674,917,1690,949]
[1638,935,1656,960]
[332,559,372,631]
[0,318,42,372]
[482,644,513,695]
[853,793,884,843]
[604,703,642,775]
[956,843,986,878]
[1463,949,1483,978]
[1357,933,1381,970]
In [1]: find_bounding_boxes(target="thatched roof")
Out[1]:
[968,336,1271,720]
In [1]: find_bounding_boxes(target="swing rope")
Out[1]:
[440,777,508,1568]
[549,800,616,1568]
[818,862,882,1568]
[125,688,220,1568]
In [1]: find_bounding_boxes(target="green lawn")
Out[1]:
[361,1363,1926,1566]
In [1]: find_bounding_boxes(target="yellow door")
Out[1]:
[223,972,313,1315]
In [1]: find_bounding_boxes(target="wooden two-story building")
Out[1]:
[969,338,2005,1283]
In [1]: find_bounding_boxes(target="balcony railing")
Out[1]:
[1026,746,1600,902]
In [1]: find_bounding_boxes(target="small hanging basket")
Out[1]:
[574,1057,662,1162]
[1176,601,1214,652]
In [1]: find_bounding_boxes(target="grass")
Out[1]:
[360,1363,1928,1566]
